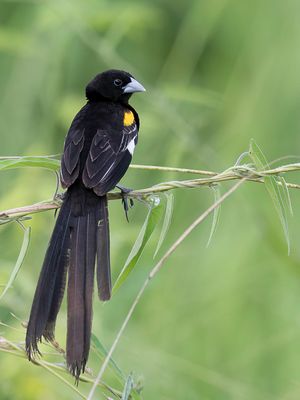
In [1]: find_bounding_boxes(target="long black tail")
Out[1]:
[26,187,111,379]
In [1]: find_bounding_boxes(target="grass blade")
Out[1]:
[121,374,134,400]
[91,335,142,399]
[112,196,164,294]
[249,139,290,253]
[206,185,221,247]
[153,193,174,258]
[0,225,31,301]
[0,156,60,172]
[249,139,269,169]
[0,216,32,226]
[278,176,293,216]
[91,334,124,381]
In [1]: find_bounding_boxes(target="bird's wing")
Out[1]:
[60,128,85,188]
[82,122,138,195]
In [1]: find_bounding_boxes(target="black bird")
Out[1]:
[25,69,145,379]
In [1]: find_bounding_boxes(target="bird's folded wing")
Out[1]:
[60,128,85,188]
[82,125,137,195]
[60,121,137,194]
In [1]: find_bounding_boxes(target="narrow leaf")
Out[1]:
[249,139,270,169]
[206,185,221,247]
[122,374,134,400]
[90,334,124,381]
[0,226,31,300]
[0,156,60,172]
[266,176,290,253]
[153,193,174,258]
[91,335,142,399]
[0,216,32,226]
[249,139,290,253]
[113,196,164,294]
[278,176,293,216]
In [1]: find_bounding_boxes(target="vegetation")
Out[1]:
[1,1,300,399]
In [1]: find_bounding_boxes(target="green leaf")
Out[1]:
[0,216,32,226]
[153,193,174,258]
[249,139,269,170]
[90,334,124,382]
[206,185,221,247]
[91,335,142,399]
[0,156,60,172]
[0,225,31,301]
[249,139,290,253]
[278,176,293,216]
[122,374,134,400]
[113,196,164,294]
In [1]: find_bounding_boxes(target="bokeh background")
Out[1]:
[1,1,300,399]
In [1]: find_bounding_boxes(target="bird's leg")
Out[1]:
[116,185,134,222]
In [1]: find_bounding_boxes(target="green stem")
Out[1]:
[87,179,246,400]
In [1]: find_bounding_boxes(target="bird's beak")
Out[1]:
[123,78,146,94]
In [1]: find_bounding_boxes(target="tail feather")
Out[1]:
[67,208,98,379]
[67,216,87,378]
[83,212,97,361]
[26,197,72,356]
[26,189,111,380]
[97,196,111,301]
[44,220,71,341]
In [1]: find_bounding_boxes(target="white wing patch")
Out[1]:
[127,138,136,155]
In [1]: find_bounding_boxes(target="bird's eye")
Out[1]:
[114,78,123,87]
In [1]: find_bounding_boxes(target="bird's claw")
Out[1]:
[116,185,134,222]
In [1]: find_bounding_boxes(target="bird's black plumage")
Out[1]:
[25,69,145,379]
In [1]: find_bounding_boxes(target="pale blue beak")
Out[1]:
[123,78,146,94]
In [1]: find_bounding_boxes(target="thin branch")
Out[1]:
[0,200,62,219]
[129,161,300,177]
[0,339,122,398]
[0,340,86,398]
[1,162,300,223]
[2,159,299,396]
[129,164,216,176]
[87,178,246,400]
[38,362,87,399]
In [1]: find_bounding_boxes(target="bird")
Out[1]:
[25,69,145,380]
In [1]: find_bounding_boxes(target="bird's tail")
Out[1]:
[26,187,111,379]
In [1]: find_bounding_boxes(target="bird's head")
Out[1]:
[86,69,145,102]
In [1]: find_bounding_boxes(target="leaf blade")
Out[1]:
[122,374,134,400]
[153,193,174,258]
[112,196,164,294]
[90,334,124,381]
[206,185,221,247]
[0,226,31,301]
[249,139,290,253]
[0,156,60,172]
[278,176,293,216]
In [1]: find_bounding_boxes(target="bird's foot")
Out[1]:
[116,185,134,222]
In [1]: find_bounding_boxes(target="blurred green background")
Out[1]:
[1,0,300,399]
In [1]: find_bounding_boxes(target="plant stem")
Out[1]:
[0,341,121,398]
[87,178,246,400]
[1,162,300,223]
[130,164,216,175]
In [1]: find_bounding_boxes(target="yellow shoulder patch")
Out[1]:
[123,110,135,126]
